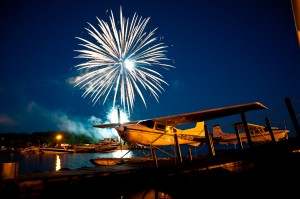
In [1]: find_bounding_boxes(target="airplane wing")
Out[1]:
[93,102,267,128]
[151,102,267,126]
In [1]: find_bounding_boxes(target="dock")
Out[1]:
[1,138,300,198]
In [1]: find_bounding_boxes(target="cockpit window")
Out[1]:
[155,123,166,130]
[139,120,155,128]
[139,120,169,131]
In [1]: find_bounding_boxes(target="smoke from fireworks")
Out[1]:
[73,6,174,114]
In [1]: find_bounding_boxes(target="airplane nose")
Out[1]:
[116,126,125,133]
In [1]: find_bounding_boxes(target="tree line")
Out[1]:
[0,131,97,149]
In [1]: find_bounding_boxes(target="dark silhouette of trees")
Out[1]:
[0,131,96,149]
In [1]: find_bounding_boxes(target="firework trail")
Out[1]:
[73,6,174,114]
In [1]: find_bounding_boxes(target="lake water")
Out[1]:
[0,150,141,175]
[0,145,210,175]
[1,145,271,199]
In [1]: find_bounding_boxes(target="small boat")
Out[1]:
[116,143,147,150]
[94,145,119,152]
[89,157,149,166]
[90,158,124,165]
[89,157,171,166]
[73,144,95,153]
[40,147,75,154]
[20,146,43,154]
[93,138,120,153]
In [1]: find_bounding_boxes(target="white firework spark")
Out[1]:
[73,6,174,114]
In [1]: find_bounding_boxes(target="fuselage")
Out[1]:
[215,129,289,144]
[116,120,204,146]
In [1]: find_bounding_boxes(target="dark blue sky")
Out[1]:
[1,0,299,138]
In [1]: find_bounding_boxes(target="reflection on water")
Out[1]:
[111,149,133,158]
[0,146,206,198]
[0,150,137,175]
[55,155,61,171]
[0,145,204,175]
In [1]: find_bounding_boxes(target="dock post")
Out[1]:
[204,124,215,156]
[265,117,276,142]
[1,162,19,180]
[1,162,19,189]
[151,147,158,168]
[174,134,183,164]
[188,147,193,162]
[241,112,253,149]
[285,97,300,137]
[234,125,243,150]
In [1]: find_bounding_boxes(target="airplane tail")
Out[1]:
[182,121,205,136]
[182,122,205,147]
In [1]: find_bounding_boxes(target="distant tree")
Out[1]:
[0,131,97,149]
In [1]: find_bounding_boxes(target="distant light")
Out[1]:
[124,59,135,71]
[56,135,62,141]
[55,155,61,171]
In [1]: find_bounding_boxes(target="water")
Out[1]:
[0,150,140,175]
[0,145,275,198]
[0,145,208,175]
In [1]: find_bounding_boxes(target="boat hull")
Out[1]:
[40,148,75,154]
[20,146,43,154]
[73,145,95,153]
[94,145,118,153]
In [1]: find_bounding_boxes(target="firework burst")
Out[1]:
[73,6,174,114]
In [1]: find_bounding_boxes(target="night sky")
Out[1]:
[1,0,299,139]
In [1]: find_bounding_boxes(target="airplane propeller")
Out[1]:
[117,107,123,151]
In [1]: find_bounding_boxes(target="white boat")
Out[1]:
[40,147,75,154]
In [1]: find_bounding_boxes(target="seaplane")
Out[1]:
[90,101,270,166]
[93,102,268,146]
[212,122,289,145]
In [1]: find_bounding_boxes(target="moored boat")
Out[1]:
[89,157,170,166]
[90,157,124,165]
[40,147,75,154]
[93,138,120,153]
[73,144,95,153]
[94,145,118,152]
[20,146,43,154]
